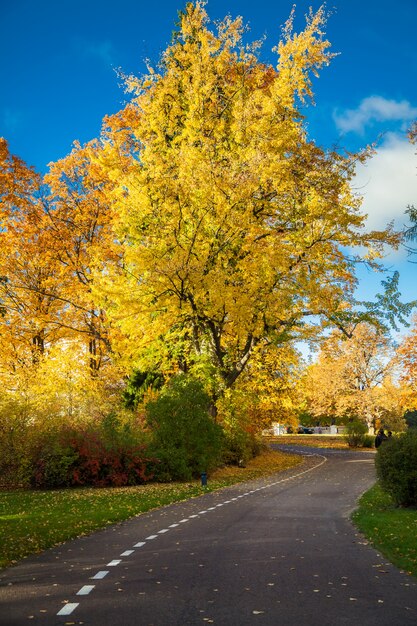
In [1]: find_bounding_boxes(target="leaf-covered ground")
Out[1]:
[267,435,350,449]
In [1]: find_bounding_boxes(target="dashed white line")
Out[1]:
[57,603,79,616]
[56,452,327,618]
[77,585,95,596]
[91,571,109,580]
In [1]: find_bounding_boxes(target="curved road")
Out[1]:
[1,448,417,625]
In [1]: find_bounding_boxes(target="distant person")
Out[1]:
[387,431,393,438]
[375,428,388,448]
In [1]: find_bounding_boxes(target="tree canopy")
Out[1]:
[88,2,397,399]
[0,2,411,422]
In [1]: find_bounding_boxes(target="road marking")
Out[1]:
[91,571,109,580]
[57,603,79,616]
[77,585,95,595]
[55,451,327,618]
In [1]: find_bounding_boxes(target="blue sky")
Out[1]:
[1,0,416,338]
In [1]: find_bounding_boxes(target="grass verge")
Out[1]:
[352,483,417,578]
[0,448,300,570]
[267,435,350,449]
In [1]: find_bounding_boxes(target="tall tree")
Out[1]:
[397,316,417,399]
[301,323,398,429]
[0,138,117,388]
[0,139,62,371]
[43,141,118,373]
[91,3,400,403]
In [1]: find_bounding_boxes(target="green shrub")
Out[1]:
[343,419,370,448]
[0,397,32,488]
[362,434,375,448]
[146,375,224,481]
[375,430,417,507]
[222,429,263,467]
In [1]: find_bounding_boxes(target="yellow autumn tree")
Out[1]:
[300,323,404,430]
[0,138,124,441]
[221,342,302,432]
[89,3,398,408]
[397,315,417,406]
[0,139,64,372]
[43,141,120,374]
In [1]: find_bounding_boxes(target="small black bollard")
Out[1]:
[201,472,207,487]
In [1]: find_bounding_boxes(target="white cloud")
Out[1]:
[352,134,417,313]
[74,39,116,69]
[334,96,417,135]
[353,132,416,231]
[1,108,23,133]
[86,41,115,67]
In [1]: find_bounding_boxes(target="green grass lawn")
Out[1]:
[0,449,300,569]
[352,483,417,578]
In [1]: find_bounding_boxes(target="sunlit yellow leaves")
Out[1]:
[275,5,335,106]
[299,323,406,430]
[88,2,395,398]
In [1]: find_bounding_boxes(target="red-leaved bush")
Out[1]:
[29,424,157,488]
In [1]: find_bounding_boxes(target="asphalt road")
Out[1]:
[1,448,417,626]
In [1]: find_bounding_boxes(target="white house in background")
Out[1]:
[263,423,346,436]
